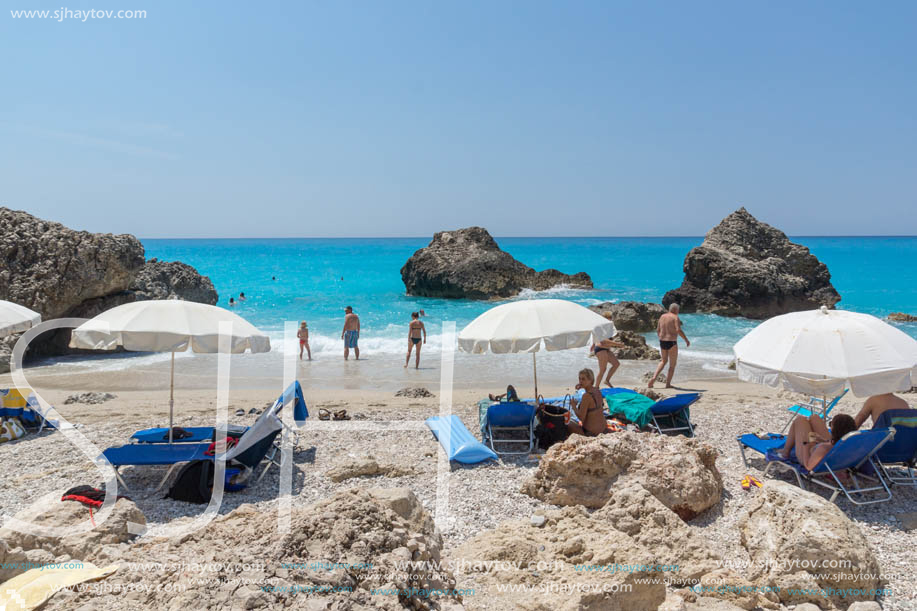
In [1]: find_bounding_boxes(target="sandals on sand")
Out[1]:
[332,409,351,421]
[319,408,352,421]
[741,475,763,491]
[318,409,331,421]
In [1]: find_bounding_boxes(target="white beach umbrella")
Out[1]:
[0,300,41,338]
[457,299,616,398]
[733,306,917,398]
[70,300,271,441]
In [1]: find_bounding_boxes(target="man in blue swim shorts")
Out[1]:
[342,305,361,360]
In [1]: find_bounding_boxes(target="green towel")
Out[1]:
[605,393,655,428]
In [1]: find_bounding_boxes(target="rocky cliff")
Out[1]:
[0,207,218,372]
[662,208,840,318]
[588,301,665,333]
[401,226,592,299]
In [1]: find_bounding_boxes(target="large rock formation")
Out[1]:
[588,301,666,333]
[45,488,463,611]
[0,207,217,371]
[401,227,592,299]
[521,432,722,519]
[888,312,917,323]
[662,208,840,319]
[739,481,881,607]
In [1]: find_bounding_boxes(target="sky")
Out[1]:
[1,1,915,238]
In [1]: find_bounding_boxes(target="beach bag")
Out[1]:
[167,460,215,504]
[0,418,26,443]
[535,403,569,450]
[167,461,245,504]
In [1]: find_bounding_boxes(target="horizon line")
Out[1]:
[138,234,917,240]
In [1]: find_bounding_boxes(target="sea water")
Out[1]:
[32,237,917,392]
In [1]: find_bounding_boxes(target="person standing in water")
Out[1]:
[648,303,690,388]
[342,306,360,360]
[405,312,426,369]
[297,321,311,361]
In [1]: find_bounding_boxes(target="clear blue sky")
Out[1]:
[1,1,915,237]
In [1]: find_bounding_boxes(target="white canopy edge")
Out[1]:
[736,360,915,398]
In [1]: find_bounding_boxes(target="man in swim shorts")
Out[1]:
[648,303,690,389]
[342,306,361,360]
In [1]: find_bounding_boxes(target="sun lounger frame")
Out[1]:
[871,409,917,487]
[781,389,848,434]
[649,393,700,437]
[479,401,536,455]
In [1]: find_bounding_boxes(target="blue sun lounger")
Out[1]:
[872,409,917,486]
[650,393,700,436]
[104,406,285,491]
[478,400,537,455]
[737,428,895,504]
[426,415,497,464]
[130,381,308,444]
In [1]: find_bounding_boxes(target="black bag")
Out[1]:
[535,403,570,450]
[167,460,215,504]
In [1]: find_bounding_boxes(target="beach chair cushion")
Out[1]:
[103,443,212,466]
[485,402,536,428]
[131,426,215,444]
[427,415,497,464]
[873,409,917,465]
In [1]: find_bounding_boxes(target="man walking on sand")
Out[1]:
[649,303,690,389]
[342,306,360,360]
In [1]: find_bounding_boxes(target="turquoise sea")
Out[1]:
[85,236,912,391]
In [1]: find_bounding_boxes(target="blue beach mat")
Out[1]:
[426,415,498,464]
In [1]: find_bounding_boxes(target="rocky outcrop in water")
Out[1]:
[588,301,665,333]
[889,312,917,323]
[0,207,217,372]
[612,331,660,360]
[662,208,840,319]
[401,227,592,299]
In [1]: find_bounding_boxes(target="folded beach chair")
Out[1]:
[130,381,308,445]
[871,409,917,486]
[1,388,56,432]
[781,389,848,433]
[104,406,285,491]
[736,428,895,505]
[649,393,700,437]
[478,399,537,455]
[426,415,497,464]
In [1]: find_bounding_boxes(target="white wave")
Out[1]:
[514,285,594,300]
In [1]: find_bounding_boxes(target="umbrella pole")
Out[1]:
[532,352,538,400]
[169,351,175,444]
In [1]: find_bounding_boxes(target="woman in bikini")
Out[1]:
[405,312,426,369]
[567,368,608,437]
[592,312,625,387]
[776,413,858,470]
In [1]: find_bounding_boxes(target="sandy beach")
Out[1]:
[2,368,915,610]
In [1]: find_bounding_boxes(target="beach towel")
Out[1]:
[604,392,655,428]
[0,562,119,611]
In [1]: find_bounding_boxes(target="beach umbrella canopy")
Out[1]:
[0,300,41,338]
[733,306,917,398]
[458,299,616,397]
[70,300,271,441]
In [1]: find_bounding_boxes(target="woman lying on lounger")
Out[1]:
[776,414,859,470]
[567,368,608,437]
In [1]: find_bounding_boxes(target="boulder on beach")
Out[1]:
[662,208,841,319]
[44,487,462,611]
[0,496,146,566]
[588,301,666,333]
[0,207,217,372]
[400,226,592,299]
[452,505,667,611]
[739,480,881,607]
[521,432,722,519]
